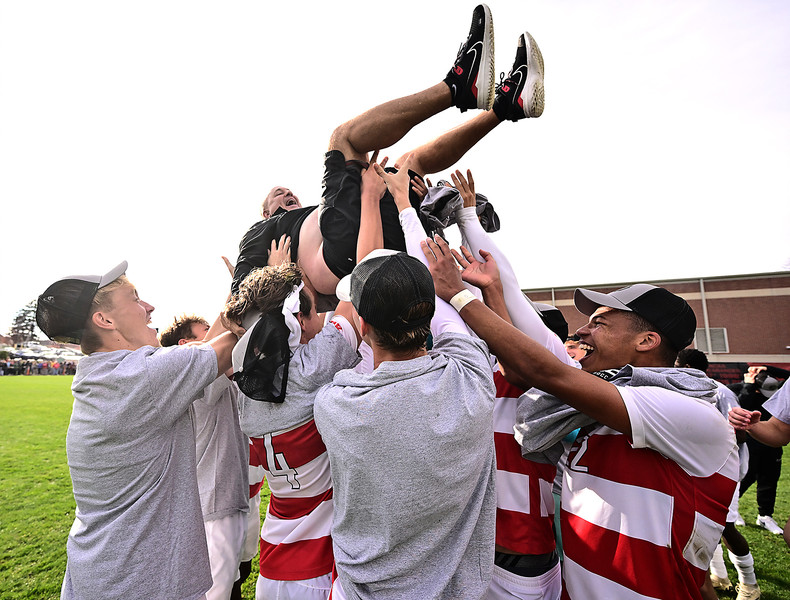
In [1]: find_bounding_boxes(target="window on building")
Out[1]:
[694,328,729,353]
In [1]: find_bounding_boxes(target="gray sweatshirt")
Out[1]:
[314,333,496,600]
[515,366,718,463]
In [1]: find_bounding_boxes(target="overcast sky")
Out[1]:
[2,0,789,337]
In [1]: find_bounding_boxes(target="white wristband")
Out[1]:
[449,289,477,312]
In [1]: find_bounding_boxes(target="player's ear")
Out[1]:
[358,316,371,339]
[91,310,114,332]
[635,331,661,353]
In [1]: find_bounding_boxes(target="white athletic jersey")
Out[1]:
[493,370,556,554]
[560,385,739,600]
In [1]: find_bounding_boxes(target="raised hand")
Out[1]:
[410,174,429,202]
[267,234,292,266]
[452,245,500,292]
[744,365,768,385]
[221,256,235,278]
[420,234,465,302]
[450,169,476,209]
[374,153,416,211]
[361,150,389,202]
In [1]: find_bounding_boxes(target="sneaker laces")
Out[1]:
[495,71,506,92]
[454,43,464,62]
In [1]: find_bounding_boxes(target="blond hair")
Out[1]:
[79,275,130,354]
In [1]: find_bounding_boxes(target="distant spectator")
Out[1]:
[730,380,790,547]
[563,334,587,362]
[728,365,789,534]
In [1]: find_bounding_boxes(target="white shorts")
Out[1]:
[205,512,247,600]
[486,562,562,600]
[727,485,740,523]
[242,492,262,562]
[329,576,346,600]
[256,572,332,600]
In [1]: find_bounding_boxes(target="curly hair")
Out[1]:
[225,263,312,323]
[159,314,209,347]
[676,348,708,371]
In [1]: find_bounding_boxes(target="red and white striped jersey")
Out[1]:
[493,371,556,555]
[560,385,739,600]
[248,438,265,499]
[249,418,334,581]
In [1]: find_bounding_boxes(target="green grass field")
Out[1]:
[1,376,788,599]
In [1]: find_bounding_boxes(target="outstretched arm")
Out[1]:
[374,155,469,336]
[452,169,574,366]
[421,235,631,436]
[729,407,790,447]
[357,150,388,262]
[199,256,243,375]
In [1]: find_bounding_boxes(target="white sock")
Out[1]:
[727,549,757,586]
[709,543,728,578]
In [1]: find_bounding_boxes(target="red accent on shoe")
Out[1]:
[502,85,510,93]
[454,66,464,75]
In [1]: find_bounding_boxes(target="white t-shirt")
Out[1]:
[764,380,790,425]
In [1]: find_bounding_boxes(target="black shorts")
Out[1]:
[319,150,421,278]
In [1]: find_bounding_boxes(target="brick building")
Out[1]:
[524,271,790,385]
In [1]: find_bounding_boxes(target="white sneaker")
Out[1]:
[710,573,733,590]
[735,581,761,600]
[756,514,783,534]
[734,512,746,526]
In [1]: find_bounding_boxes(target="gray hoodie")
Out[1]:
[515,366,717,463]
[314,333,496,600]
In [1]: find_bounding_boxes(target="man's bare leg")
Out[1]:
[329,4,496,162]
[401,110,501,177]
[329,84,453,162]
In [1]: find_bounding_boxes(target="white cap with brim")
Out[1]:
[96,260,128,288]
[573,284,661,316]
[336,248,400,303]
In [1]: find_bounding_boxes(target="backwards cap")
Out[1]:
[36,261,128,344]
[760,376,779,398]
[574,283,696,350]
[529,300,569,341]
[336,249,435,333]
